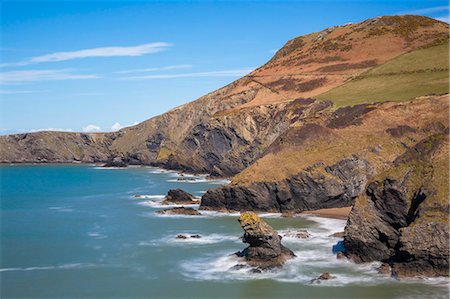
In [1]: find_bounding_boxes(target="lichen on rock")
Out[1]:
[235,212,295,269]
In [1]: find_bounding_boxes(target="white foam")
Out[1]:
[132,195,165,199]
[139,233,240,247]
[92,167,126,170]
[48,206,73,212]
[87,232,107,239]
[0,263,102,272]
[139,200,199,209]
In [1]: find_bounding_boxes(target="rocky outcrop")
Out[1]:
[161,189,197,205]
[344,133,449,277]
[156,207,201,216]
[310,272,336,283]
[235,212,295,269]
[200,156,373,212]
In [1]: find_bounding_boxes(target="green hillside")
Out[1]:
[317,41,449,107]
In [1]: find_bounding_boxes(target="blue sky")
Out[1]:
[0,1,448,135]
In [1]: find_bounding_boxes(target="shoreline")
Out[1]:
[300,207,352,220]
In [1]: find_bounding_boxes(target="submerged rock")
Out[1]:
[311,272,336,283]
[161,189,197,205]
[176,234,202,239]
[235,212,295,269]
[157,207,201,216]
[177,177,196,181]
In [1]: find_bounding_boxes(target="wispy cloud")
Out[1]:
[82,124,101,132]
[1,42,172,67]
[0,69,99,84]
[116,64,192,74]
[120,68,254,80]
[0,89,49,94]
[435,15,449,23]
[30,128,73,133]
[75,92,113,96]
[398,5,448,15]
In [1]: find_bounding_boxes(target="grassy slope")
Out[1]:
[232,95,449,185]
[316,42,449,107]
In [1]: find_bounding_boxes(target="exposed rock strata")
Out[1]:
[344,133,449,277]
[200,156,373,212]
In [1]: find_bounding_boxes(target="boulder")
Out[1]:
[311,272,336,283]
[235,212,295,269]
[161,189,197,205]
[103,157,127,167]
[157,207,201,216]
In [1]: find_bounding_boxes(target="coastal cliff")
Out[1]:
[0,15,448,277]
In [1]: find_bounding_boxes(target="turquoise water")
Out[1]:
[1,164,448,299]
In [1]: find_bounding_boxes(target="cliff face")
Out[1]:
[1,15,448,179]
[344,132,449,277]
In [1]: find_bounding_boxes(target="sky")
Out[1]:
[0,0,448,135]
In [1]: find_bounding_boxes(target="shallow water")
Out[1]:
[1,164,448,298]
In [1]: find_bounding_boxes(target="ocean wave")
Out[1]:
[0,263,105,272]
[87,232,108,239]
[139,233,240,247]
[48,206,74,212]
[92,167,126,170]
[132,195,165,199]
[138,200,200,209]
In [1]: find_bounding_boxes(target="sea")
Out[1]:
[1,164,448,298]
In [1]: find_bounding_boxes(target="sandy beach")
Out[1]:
[301,207,352,219]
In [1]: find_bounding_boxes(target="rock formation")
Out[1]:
[156,207,201,216]
[344,133,449,277]
[235,212,295,269]
[161,189,197,205]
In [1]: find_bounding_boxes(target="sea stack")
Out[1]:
[235,212,295,269]
[161,189,198,205]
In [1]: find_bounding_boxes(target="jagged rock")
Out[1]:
[133,194,142,198]
[103,157,127,167]
[282,230,311,239]
[311,272,336,283]
[157,207,201,216]
[161,189,197,205]
[235,212,295,269]
[201,156,373,212]
[344,134,449,277]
